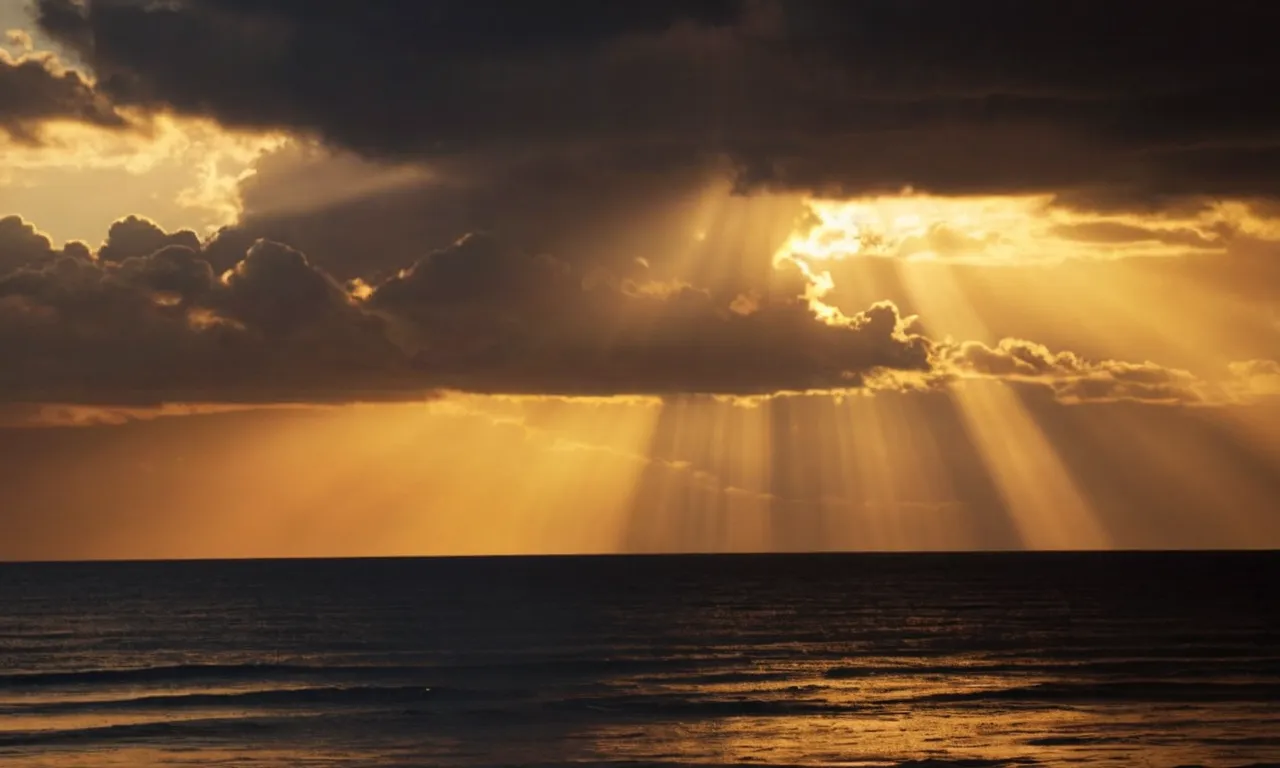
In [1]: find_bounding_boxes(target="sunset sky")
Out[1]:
[2,0,1278,559]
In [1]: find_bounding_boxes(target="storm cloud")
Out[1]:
[3,1,1279,407]
[32,0,1280,207]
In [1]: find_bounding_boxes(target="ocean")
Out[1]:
[0,552,1277,767]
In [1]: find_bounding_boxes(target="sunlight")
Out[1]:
[779,193,1058,266]
[624,396,772,553]
[1054,403,1280,547]
[837,394,979,550]
[771,192,1280,275]
[762,188,1272,548]
[1,112,288,242]
[370,395,664,555]
[667,179,805,291]
[994,262,1275,373]
[947,381,1109,548]
[20,396,669,559]
[894,263,1107,548]
[757,194,1114,549]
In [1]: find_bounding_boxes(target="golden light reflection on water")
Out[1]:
[575,705,1251,768]
[0,746,363,767]
[4,669,1263,767]
[0,710,249,735]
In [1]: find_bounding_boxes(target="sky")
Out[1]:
[1,0,1278,559]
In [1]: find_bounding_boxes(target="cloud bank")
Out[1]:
[1,214,1272,407]
[30,0,1280,208]
[1,2,1277,409]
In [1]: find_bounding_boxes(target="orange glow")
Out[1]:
[3,183,1279,558]
[775,193,1277,268]
[1,111,287,242]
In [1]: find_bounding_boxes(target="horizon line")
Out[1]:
[5,548,1279,566]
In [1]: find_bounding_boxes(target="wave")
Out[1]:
[12,654,1275,692]
[0,662,426,689]
[822,658,1280,680]
[417,761,1043,768]
[0,654,757,691]
[890,757,1039,762]
[631,670,798,685]
[913,680,1280,704]
[547,692,857,718]
[1,684,458,716]
[982,643,1280,662]
[0,706,1049,768]
[15,679,1275,721]
[0,716,281,749]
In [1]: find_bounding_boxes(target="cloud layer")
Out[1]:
[1,217,934,402]
[30,0,1280,208]
[2,2,1278,408]
[1,214,1272,406]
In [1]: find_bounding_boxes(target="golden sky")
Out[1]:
[2,1,1278,558]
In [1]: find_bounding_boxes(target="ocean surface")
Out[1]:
[0,552,1277,768]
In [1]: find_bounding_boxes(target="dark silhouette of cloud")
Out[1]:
[0,216,58,273]
[0,218,935,402]
[97,216,202,264]
[0,228,405,404]
[2,215,1272,406]
[31,0,1280,208]
[0,47,125,141]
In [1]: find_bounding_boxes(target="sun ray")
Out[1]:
[624,396,773,553]
[896,264,1107,548]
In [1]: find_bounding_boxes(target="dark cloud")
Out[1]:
[0,48,125,141]
[116,243,217,300]
[0,216,93,276]
[0,233,406,404]
[4,211,1276,407]
[224,145,739,283]
[0,216,56,273]
[31,0,1280,207]
[0,216,934,402]
[368,232,571,310]
[343,229,938,396]
[97,216,201,264]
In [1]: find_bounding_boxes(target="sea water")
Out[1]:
[1,552,1277,767]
